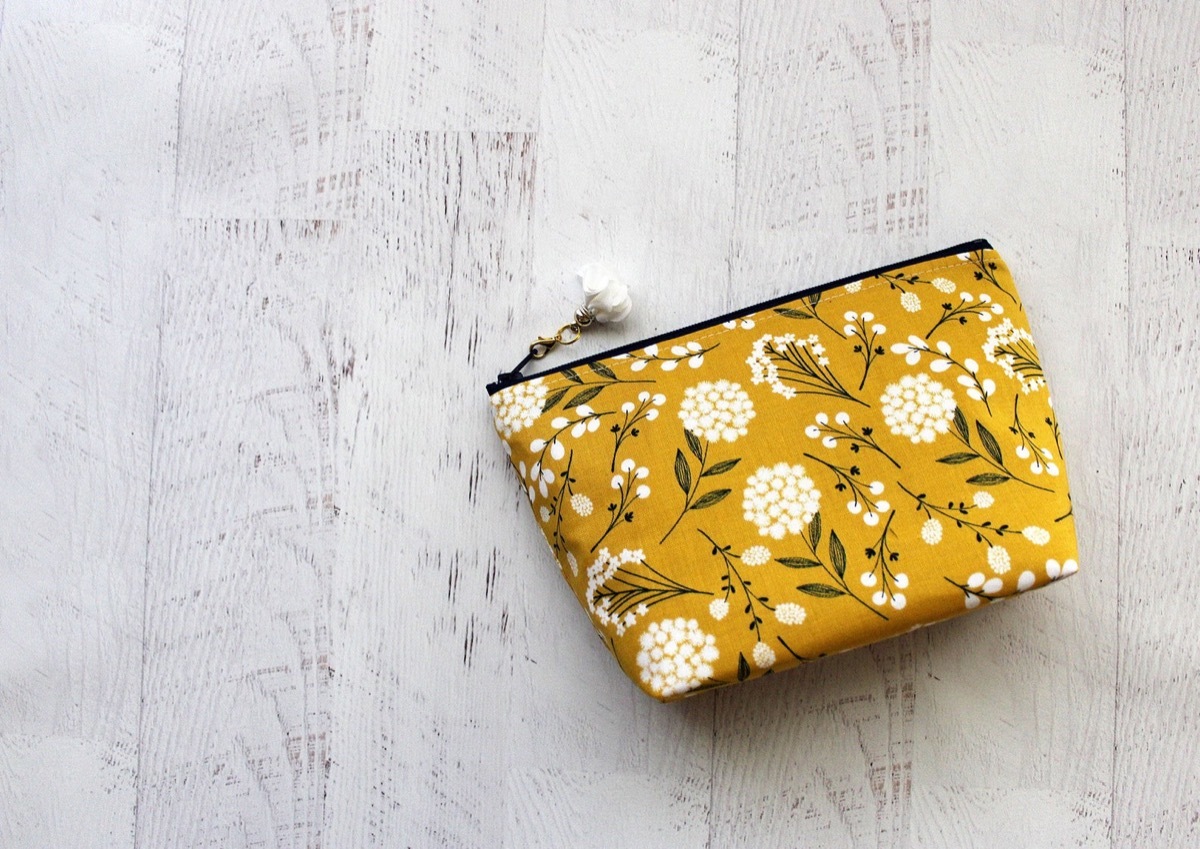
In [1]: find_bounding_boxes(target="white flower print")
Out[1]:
[931,277,956,293]
[637,617,720,697]
[774,603,806,626]
[921,518,943,545]
[709,598,729,620]
[630,341,714,371]
[900,291,922,312]
[890,335,931,366]
[1017,570,1036,591]
[679,379,756,443]
[983,318,1046,393]
[962,571,1004,608]
[926,340,996,409]
[570,493,593,517]
[742,463,822,540]
[588,549,704,636]
[880,373,957,443]
[741,545,772,567]
[722,318,756,330]
[987,545,1012,575]
[1022,525,1051,546]
[1046,558,1078,580]
[747,333,860,406]
[491,377,548,437]
[844,280,863,293]
[752,641,776,669]
[972,491,995,509]
[566,551,578,577]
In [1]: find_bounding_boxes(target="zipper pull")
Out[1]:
[492,264,632,389]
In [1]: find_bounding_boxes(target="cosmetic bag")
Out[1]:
[487,240,1078,701]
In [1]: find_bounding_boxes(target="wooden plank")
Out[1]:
[714,2,930,845]
[915,11,1124,845]
[321,131,536,846]
[0,11,179,848]
[1116,4,1200,844]
[175,0,370,218]
[734,0,931,290]
[135,220,352,848]
[363,1,544,132]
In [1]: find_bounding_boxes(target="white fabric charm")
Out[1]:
[578,263,632,324]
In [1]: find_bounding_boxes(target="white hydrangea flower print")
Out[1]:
[741,545,772,567]
[1046,558,1078,580]
[972,491,995,509]
[900,291,922,312]
[679,379,756,443]
[880,373,957,443]
[844,280,863,293]
[566,552,578,577]
[742,463,821,539]
[637,617,719,697]
[987,545,1012,574]
[752,641,776,669]
[921,518,943,545]
[982,318,1046,393]
[1022,525,1051,545]
[491,377,548,437]
[709,598,729,620]
[931,277,956,293]
[774,603,806,626]
[570,493,593,517]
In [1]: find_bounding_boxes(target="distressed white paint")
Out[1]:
[1,1,1197,847]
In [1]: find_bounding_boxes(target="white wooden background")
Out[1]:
[1,1,1196,846]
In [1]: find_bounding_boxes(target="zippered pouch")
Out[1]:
[486,239,1078,701]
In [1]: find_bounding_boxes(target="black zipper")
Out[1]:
[487,238,992,395]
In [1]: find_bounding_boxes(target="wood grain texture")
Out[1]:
[2,1,1199,847]
[1116,3,1200,844]
[0,7,178,846]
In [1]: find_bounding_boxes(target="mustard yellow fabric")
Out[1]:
[489,247,1078,701]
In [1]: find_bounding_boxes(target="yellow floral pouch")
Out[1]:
[487,240,1078,701]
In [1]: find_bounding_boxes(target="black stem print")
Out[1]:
[697,529,773,640]
[846,313,886,391]
[590,462,646,553]
[588,555,708,623]
[775,636,815,663]
[660,431,737,543]
[542,362,656,412]
[924,295,1000,341]
[932,347,993,414]
[897,482,1016,547]
[944,575,1005,604]
[531,409,613,479]
[773,291,843,338]
[807,414,901,469]
[755,334,870,407]
[940,407,1055,493]
[801,452,887,516]
[608,394,658,472]
[547,450,577,556]
[875,270,927,289]
[775,512,889,621]
[966,248,1018,306]
[862,510,902,606]
[628,341,720,369]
